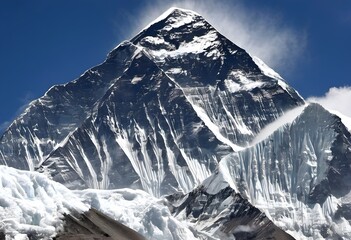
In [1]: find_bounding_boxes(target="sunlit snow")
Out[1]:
[252,56,283,80]
[0,166,205,239]
[149,30,220,60]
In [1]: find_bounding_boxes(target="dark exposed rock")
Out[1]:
[167,186,295,240]
[54,208,146,240]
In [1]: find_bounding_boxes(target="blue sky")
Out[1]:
[0,0,350,130]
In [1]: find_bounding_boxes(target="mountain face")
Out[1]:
[166,184,294,240]
[1,8,302,195]
[0,42,138,170]
[196,103,351,239]
[1,7,351,240]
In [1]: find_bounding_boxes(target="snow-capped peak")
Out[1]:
[140,7,201,33]
[132,7,223,67]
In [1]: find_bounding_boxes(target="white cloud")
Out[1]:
[122,0,306,74]
[307,86,351,118]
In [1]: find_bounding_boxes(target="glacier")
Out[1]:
[0,165,86,239]
[0,6,350,240]
[0,165,210,239]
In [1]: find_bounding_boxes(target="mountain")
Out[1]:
[0,6,350,240]
[181,103,351,239]
[0,7,302,195]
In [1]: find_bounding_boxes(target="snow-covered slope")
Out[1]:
[0,165,210,239]
[198,103,351,239]
[36,7,303,197]
[39,47,230,197]
[0,166,86,239]
[132,7,303,147]
[0,42,140,170]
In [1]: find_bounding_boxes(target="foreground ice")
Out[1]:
[0,165,206,239]
[0,166,86,238]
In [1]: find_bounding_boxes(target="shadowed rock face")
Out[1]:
[0,42,139,171]
[167,186,295,240]
[54,208,145,240]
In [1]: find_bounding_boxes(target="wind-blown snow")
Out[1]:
[3,6,345,240]
[250,104,307,146]
[307,86,351,120]
[208,104,351,239]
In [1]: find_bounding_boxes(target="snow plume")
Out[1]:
[123,0,306,73]
[308,86,351,131]
[250,104,307,146]
[307,86,351,118]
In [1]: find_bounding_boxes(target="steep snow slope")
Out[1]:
[132,7,303,147]
[36,7,304,196]
[201,103,351,239]
[39,47,230,196]
[0,42,141,170]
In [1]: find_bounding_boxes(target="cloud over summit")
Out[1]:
[307,86,351,118]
